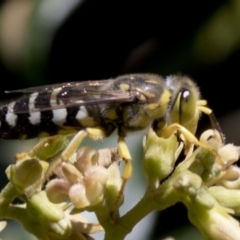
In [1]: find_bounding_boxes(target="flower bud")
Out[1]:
[49,217,72,238]
[209,186,240,215]
[0,221,7,232]
[8,159,43,193]
[105,162,122,208]
[143,128,178,187]
[83,166,108,206]
[215,165,240,189]
[46,178,70,203]
[61,162,83,184]
[69,183,90,208]
[75,147,98,173]
[189,203,240,240]
[218,144,240,167]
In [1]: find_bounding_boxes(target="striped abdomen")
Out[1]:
[0,90,111,139]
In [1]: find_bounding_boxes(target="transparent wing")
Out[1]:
[5,80,109,94]
[6,79,137,114]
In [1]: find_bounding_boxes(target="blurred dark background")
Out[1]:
[0,0,240,239]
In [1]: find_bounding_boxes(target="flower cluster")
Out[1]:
[1,128,240,240]
[143,129,240,239]
[46,146,122,210]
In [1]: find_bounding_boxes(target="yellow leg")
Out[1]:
[86,127,107,140]
[45,127,107,176]
[108,136,132,219]
[60,131,88,161]
[118,137,132,180]
[160,123,218,156]
[43,130,88,181]
[118,136,132,194]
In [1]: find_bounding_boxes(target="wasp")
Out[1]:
[0,74,220,208]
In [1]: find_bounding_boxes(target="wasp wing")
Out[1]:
[6,79,137,114]
[5,80,108,94]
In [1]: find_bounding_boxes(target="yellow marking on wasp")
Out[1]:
[79,117,99,127]
[57,127,79,135]
[159,88,171,105]
[145,78,161,84]
[119,83,130,91]
[136,87,155,99]
[138,94,147,101]
[147,89,171,118]
[50,87,62,106]
[105,109,118,120]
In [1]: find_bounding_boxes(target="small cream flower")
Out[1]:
[46,147,120,209]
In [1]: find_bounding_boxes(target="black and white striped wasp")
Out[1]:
[0,74,221,207]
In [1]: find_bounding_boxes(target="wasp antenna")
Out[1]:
[208,111,225,143]
[198,105,225,144]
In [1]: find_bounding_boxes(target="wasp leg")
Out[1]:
[86,127,107,140]
[158,123,218,156]
[198,105,225,143]
[118,136,132,184]
[197,100,224,143]
[118,136,132,181]
[104,135,133,221]
[45,127,107,179]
